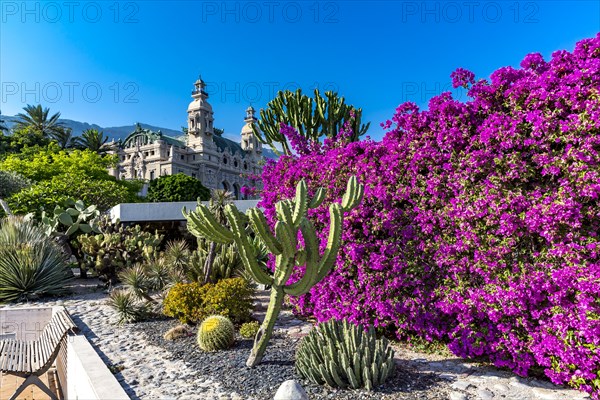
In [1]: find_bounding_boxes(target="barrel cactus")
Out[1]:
[197,315,235,351]
[295,319,395,391]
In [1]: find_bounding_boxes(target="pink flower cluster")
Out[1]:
[259,34,600,396]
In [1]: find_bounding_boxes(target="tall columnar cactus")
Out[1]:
[295,319,395,390]
[252,89,370,155]
[183,176,364,367]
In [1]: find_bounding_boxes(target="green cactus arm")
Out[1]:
[275,200,294,226]
[224,205,273,286]
[308,187,326,209]
[341,176,364,211]
[284,218,320,296]
[327,360,348,388]
[346,366,361,389]
[182,206,234,244]
[294,249,307,266]
[182,208,212,239]
[315,203,343,282]
[291,180,308,228]
[272,221,296,286]
[195,204,235,242]
[247,208,283,255]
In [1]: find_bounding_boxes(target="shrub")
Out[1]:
[163,278,254,324]
[146,173,210,202]
[239,321,260,339]
[197,315,235,351]
[0,170,31,198]
[162,282,208,324]
[296,319,395,390]
[261,34,600,397]
[200,277,254,324]
[0,216,72,302]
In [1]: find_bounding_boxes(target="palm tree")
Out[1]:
[50,126,78,149]
[15,104,64,137]
[77,128,110,154]
[203,189,235,284]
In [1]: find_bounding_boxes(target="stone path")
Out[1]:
[4,288,591,400]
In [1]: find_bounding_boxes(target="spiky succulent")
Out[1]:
[295,319,395,391]
[0,216,72,302]
[197,315,235,351]
[108,289,149,324]
[239,321,260,339]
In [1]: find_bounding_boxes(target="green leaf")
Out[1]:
[80,223,92,233]
[66,222,79,236]
[75,199,85,211]
[58,213,73,225]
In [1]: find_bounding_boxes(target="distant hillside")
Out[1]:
[0,115,279,159]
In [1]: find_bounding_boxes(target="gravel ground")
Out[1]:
[134,318,452,400]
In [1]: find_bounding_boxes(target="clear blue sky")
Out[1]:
[1,1,599,141]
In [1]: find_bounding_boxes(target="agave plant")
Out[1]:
[108,289,149,324]
[0,217,72,302]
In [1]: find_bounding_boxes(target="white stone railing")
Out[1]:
[109,200,261,224]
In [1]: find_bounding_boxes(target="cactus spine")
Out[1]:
[197,315,235,351]
[183,176,364,367]
[295,319,395,390]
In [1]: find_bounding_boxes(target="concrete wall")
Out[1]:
[64,336,129,400]
[109,199,260,223]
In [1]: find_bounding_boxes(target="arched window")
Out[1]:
[222,181,230,192]
[233,183,240,200]
[223,156,228,165]
[234,159,239,168]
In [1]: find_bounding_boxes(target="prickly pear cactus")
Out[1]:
[197,315,235,351]
[295,319,395,390]
[79,220,163,283]
[183,176,364,367]
[41,198,101,237]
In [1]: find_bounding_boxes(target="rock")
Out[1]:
[493,383,509,392]
[532,388,559,400]
[477,388,494,400]
[450,392,468,400]
[451,381,472,391]
[273,380,309,400]
[439,373,456,381]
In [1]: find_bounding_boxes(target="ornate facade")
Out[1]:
[113,77,263,199]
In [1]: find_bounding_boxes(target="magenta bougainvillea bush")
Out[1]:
[258,34,600,396]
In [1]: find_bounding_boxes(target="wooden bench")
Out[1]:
[0,307,78,400]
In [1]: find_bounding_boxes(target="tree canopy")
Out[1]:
[146,173,210,202]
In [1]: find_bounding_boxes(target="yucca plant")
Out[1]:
[0,216,72,302]
[108,289,149,324]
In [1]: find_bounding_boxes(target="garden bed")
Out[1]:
[134,318,451,399]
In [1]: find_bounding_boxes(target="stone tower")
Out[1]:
[187,76,215,150]
[240,106,262,157]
